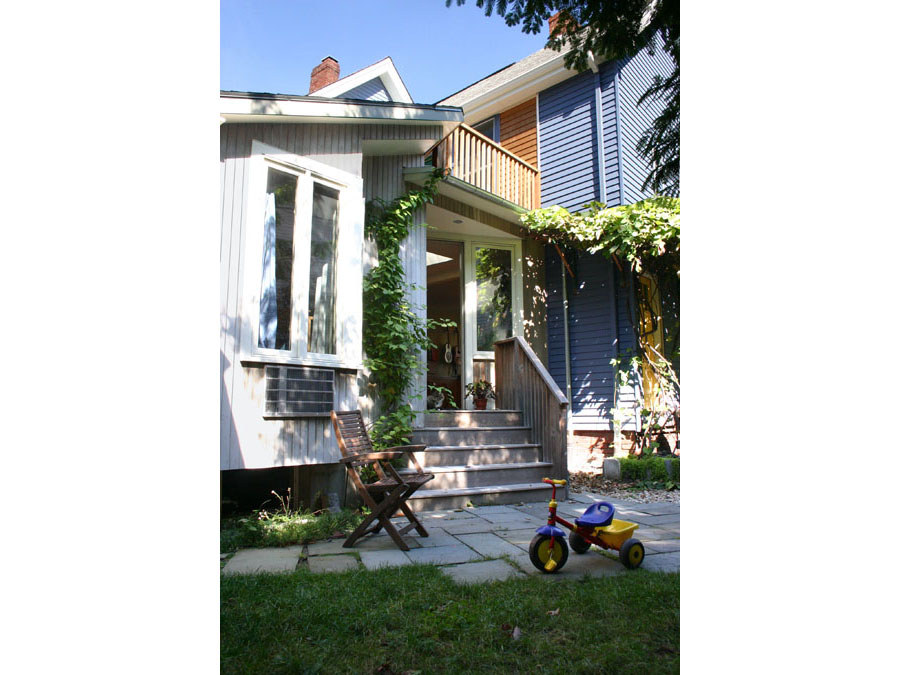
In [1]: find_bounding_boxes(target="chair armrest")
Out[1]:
[339,451,406,464]
[382,444,427,474]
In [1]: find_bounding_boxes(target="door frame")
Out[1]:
[426,232,524,410]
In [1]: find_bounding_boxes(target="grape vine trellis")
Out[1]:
[520,196,680,455]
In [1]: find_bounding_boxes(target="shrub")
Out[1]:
[620,456,679,483]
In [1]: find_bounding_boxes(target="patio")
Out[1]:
[222,491,679,582]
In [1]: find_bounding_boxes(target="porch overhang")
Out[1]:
[403,166,528,224]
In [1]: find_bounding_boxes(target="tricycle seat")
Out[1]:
[575,501,615,528]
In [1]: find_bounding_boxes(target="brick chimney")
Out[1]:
[548,12,561,35]
[309,56,340,94]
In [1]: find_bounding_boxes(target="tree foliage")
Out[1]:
[447,0,679,194]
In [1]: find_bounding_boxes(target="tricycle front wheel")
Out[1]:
[529,534,569,573]
[619,538,645,569]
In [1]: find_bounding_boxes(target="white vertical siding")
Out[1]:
[221,122,441,469]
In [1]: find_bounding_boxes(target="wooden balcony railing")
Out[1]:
[428,123,541,211]
[494,336,568,487]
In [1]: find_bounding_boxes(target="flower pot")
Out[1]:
[474,398,488,410]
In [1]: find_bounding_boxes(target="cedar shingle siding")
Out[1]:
[499,98,538,168]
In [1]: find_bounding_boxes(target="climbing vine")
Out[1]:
[362,168,451,448]
[521,196,680,455]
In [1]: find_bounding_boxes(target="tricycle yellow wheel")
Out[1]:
[529,534,569,573]
[619,537,645,569]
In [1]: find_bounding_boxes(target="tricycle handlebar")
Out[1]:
[543,478,567,486]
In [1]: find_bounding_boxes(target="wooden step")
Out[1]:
[410,443,541,467]
[406,482,559,512]
[400,461,552,490]
[410,426,530,446]
[421,410,523,427]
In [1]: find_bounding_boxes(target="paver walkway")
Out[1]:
[222,491,679,583]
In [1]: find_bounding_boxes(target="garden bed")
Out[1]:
[569,470,680,504]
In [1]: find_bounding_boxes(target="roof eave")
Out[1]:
[220,94,463,130]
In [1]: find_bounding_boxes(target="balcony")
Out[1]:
[427,123,540,211]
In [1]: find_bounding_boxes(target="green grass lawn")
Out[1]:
[221,565,679,674]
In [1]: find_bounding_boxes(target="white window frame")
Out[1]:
[466,239,523,361]
[239,140,364,370]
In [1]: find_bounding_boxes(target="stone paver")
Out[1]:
[419,510,478,522]
[359,549,412,570]
[405,544,483,565]
[441,559,523,584]
[350,534,423,551]
[631,502,681,516]
[528,550,624,578]
[223,498,678,583]
[413,529,463,548]
[634,526,680,541]
[434,518,496,535]
[643,539,680,554]
[465,505,519,515]
[307,554,360,573]
[494,527,539,550]
[640,551,680,572]
[477,512,545,526]
[306,539,352,556]
[627,513,681,526]
[554,504,590,518]
[223,547,303,575]
[456,532,527,558]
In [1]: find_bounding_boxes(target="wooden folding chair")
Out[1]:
[331,410,434,551]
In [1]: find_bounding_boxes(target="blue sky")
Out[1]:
[221,0,549,104]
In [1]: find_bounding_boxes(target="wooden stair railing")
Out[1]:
[493,337,568,484]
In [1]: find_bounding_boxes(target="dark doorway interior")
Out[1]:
[426,240,463,410]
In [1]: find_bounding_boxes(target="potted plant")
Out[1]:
[465,379,496,410]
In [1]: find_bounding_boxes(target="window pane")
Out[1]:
[475,247,512,350]
[308,183,339,355]
[472,117,494,141]
[259,168,296,350]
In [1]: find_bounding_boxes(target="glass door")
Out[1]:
[426,240,464,410]
[463,240,523,409]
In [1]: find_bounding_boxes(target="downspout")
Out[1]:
[609,261,622,456]
[561,250,573,412]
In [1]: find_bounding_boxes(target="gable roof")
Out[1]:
[437,44,599,124]
[311,57,413,104]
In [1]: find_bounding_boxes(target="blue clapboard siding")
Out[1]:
[613,266,639,419]
[545,247,639,430]
[340,77,391,102]
[597,61,622,207]
[616,39,676,202]
[538,71,599,212]
[545,245,568,395]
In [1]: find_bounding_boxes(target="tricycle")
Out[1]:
[529,478,645,573]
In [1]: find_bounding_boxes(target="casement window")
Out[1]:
[240,141,364,369]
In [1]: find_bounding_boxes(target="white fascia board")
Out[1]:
[220,96,461,130]
[404,167,527,224]
[311,57,413,103]
[461,52,576,124]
